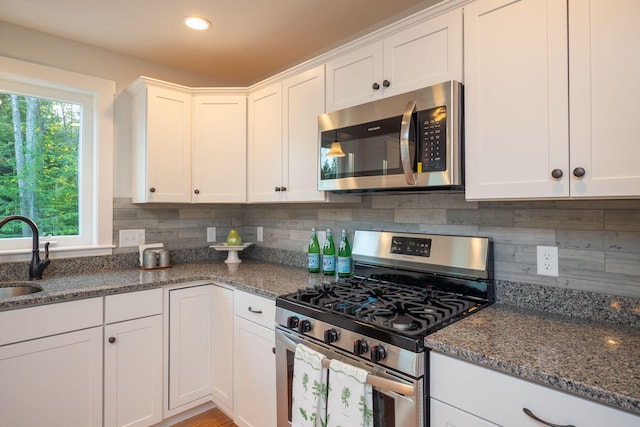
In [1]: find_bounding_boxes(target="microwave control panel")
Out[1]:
[417,106,447,172]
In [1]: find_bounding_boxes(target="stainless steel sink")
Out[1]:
[0,283,43,298]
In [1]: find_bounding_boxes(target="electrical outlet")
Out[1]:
[207,227,216,242]
[119,229,145,247]
[257,226,264,242]
[537,246,559,277]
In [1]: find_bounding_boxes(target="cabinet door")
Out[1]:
[282,65,327,202]
[0,327,102,427]
[168,284,214,410]
[193,95,247,203]
[234,316,276,427]
[326,41,384,112]
[247,82,283,202]
[569,0,640,197]
[104,315,163,427]
[383,8,463,97]
[212,285,234,414]
[143,85,192,203]
[464,0,569,200]
[431,398,498,427]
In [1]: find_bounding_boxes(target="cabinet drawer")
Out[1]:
[234,290,275,329]
[0,297,103,346]
[105,288,162,324]
[430,352,639,427]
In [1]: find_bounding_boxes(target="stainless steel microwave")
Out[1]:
[318,81,463,192]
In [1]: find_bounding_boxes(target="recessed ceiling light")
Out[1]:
[184,16,211,31]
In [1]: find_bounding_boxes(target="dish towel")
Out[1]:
[327,359,373,427]
[292,344,328,427]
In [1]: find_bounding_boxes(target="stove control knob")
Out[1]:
[371,345,387,362]
[298,319,312,334]
[286,316,299,329]
[353,339,369,356]
[324,329,339,344]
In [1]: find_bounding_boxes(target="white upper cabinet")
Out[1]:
[326,8,463,112]
[568,0,640,198]
[248,65,357,203]
[247,81,284,202]
[464,0,640,200]
[130,80,193,203]
[193,95,247,203]
[129,77,247,203]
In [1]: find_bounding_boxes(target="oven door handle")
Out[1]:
[400,100,417,185]
[277,328,416,398]
[320,357,415,397]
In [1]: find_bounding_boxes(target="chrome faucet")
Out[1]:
[0,215,51,280]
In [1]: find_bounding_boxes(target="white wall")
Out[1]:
[0,20,233,197]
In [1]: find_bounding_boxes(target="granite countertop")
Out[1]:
[0,260,316,311]
[2,261,638,417]
[425,304,640,416]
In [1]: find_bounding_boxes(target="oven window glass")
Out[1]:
[320,115,416,180]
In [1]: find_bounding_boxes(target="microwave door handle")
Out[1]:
[400,100,417,185]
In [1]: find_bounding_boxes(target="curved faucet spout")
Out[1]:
[0,215,51,280]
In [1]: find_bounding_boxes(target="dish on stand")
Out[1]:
[210,242,254,264]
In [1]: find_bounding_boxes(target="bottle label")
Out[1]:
[337,256,351,274]
[308,253,320,269]
[322,255,335,272]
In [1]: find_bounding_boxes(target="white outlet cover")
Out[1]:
[536,246,559,277]
[257,226,264,242]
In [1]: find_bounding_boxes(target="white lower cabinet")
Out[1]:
[104,289,163,427]
[211,284,235,415]
[430,352,640,427]
[166,283,215,415]
[234,291,276,427]
[0,298,103,427]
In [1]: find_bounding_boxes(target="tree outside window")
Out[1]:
[0,92,81,239]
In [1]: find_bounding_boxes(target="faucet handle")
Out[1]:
[43,241,50,261]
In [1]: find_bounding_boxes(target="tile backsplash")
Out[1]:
[109,194,640,299]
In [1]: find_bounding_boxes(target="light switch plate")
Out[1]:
[119,229,145,247]
[207,227,216,242]
[257,226,264,242]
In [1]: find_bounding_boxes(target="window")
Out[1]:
[0,57,114,258]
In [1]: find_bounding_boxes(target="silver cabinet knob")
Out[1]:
[573,167,586,177]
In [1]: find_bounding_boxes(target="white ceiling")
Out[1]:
[0,0,442,85]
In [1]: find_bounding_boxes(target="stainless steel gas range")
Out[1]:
[275,230,494,426]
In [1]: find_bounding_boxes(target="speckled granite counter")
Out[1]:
[425,304,640,416]
[0,261,316,311]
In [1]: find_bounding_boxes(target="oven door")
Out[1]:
[275,326,424,427]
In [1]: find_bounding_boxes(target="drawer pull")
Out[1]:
[248,306,263,314]
[523,408,575,427]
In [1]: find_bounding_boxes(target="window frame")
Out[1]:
[0,56,114,260]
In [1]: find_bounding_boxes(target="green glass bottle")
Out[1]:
[322,228,336,276]
[337,229,352,278]
[308,227,320,273]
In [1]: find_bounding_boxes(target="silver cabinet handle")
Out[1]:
[248,306,263,314]
[400,100,417,185]
[523,408,575,427]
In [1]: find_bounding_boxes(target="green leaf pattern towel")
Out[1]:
[292,344,328,427]
[327,359,373,427]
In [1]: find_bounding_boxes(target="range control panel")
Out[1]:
[390,236,432,257]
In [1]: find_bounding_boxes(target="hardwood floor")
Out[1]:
[172,408,237,427]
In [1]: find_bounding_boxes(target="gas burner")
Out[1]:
[391,315,420,331]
